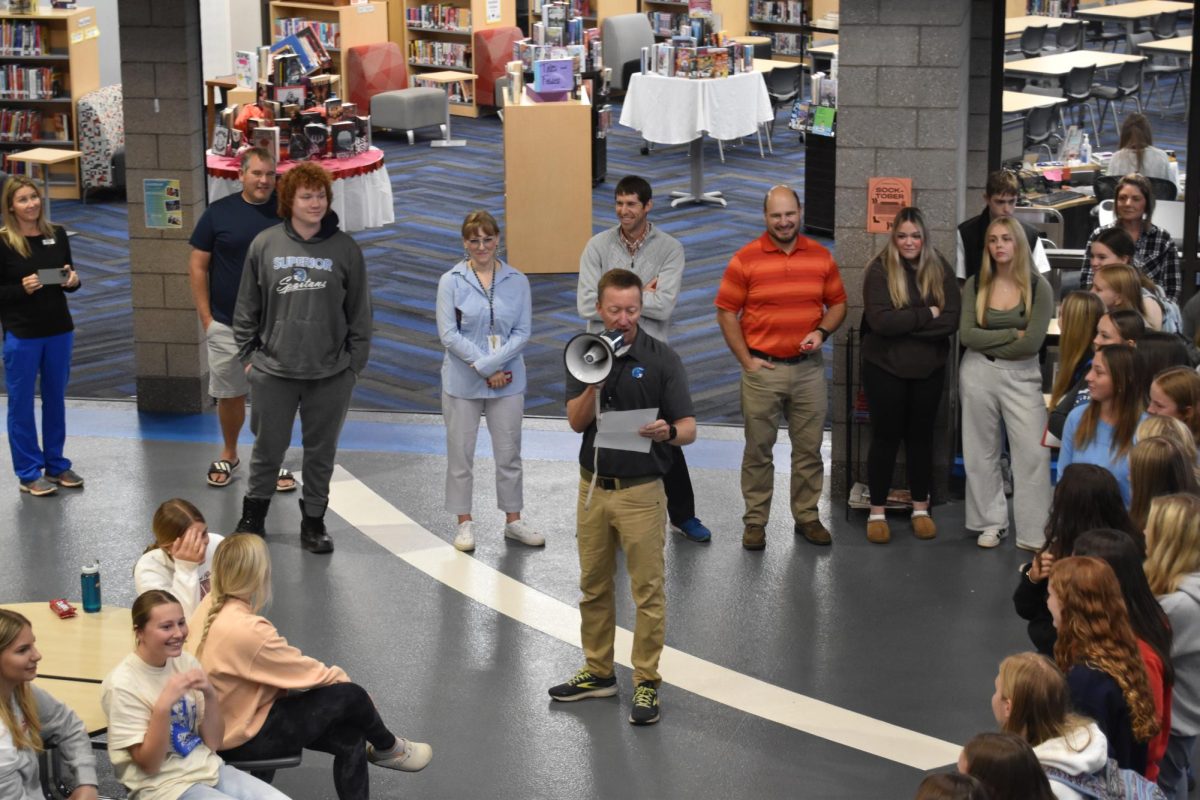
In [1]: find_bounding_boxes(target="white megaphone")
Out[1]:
[564,329,631,384]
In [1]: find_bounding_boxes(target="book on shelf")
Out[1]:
[258,46,272,83]
[340,102,357,118]
[274,84,307,108]
[273,53,303,86]
[276,117,292,141]
[251,125,280,162]
[50,1,78,8]
[543,3,567,29]
[280,102,300,121]
[274,18,340,50]
[288,129,309,161]
[413,75,474,104]
[353,115,371,153]
[305,123,328,159]
[0,66,61,101]
[532,57,573,92]
[331,120,355,158]
[408,4,472,30]
[234,50,257,89]
[408,40,469,69]
[324,98,343,122]
[306,73,338,107]
[0,108,38,142]
[687,0,712,18]
[211,125,232,156]
[750,0,807,25]
[0,20,45,56]
[810,104,834,136]
[294,27,333,71]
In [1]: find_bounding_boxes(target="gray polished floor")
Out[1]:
[1,401,1046,799]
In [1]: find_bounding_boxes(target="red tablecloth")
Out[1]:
[205,147,385,181]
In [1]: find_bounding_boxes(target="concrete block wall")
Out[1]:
[120,0,208,413]
[829,0,974,501]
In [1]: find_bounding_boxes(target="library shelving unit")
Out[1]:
[746,0,835,63]
[0,6,98,200]
[527,0,637,45]
[268,1,389,104]
[642,0,747,42]
[389,0,513,117]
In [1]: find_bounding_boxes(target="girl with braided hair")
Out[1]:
[191,534,432,800]
[1047,556,1160,775]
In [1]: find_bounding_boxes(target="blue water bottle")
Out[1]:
[81,560,101,613]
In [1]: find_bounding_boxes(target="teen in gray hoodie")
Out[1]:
[1145,493,1200,800]
[232,162,372,554]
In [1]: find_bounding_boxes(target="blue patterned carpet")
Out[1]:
[42,71,1193,423]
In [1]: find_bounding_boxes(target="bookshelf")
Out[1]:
[642,0,748,43]
[746,0,835,63]
[391,0,514,118]
[268,1,389,104]
[527,0,637,45]
[0,6,99,200]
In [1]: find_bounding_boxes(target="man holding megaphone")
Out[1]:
[551,268,696,727]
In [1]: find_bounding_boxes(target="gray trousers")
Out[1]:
[247,368,356,517]
[959,350,1051,548]
[441,392,524,515]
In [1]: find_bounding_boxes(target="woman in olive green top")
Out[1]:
[959,216,1053,551]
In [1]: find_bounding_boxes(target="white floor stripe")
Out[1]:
[327,465,961,771]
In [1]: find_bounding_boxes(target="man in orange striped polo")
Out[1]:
[715,186,847,551]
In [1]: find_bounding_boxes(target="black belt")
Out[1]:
[749,348,808,365]
[581,467,660,491]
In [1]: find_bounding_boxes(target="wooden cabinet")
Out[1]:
[392,0,514,118]
[0,6,99,200]
[503,90,592,273]
[268,1,389,103]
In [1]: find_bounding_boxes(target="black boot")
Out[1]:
[234,497,270,536]
[300,499,333,554]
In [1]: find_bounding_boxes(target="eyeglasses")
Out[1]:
[466,236,498,248]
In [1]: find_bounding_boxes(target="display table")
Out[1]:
[620,71,773,207]
[0,602,131,684]
[205,147,395,232]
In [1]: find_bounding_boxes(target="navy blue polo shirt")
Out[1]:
[189,192,279,325]
[565,328,694,477]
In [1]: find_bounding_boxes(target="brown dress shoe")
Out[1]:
[742,523,766,551]
[911,514,937,540]
[866,519,890,544]
[795,519,831,545]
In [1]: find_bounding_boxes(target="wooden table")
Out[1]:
[1005,15,1070,36]
[0,602,130,683]
[36,678,106,734]
[4,148,84,222]
[753,57,802,73]
[1075,0,1193,38]
[1003,90,1067,113]
[415,70,477,148]
[204,74,238,139]
[1138,34,1193,55]
[1004,50,1144,79]
[730,35,772,46]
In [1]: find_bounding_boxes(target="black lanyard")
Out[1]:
[468,261,496,334]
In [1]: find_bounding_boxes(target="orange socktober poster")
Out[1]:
[867,177,912,233]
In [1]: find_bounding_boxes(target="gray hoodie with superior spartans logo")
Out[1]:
[1160,572,1200,736]
[233,211,372,380]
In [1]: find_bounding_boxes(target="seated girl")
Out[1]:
[1128,437,1198,533]
[1047,291,1106,443]
[1148,367,1200,446]
[958,731,1055,800]
[193,534,431,800]
[0,609,98,800]
[1091,257,1163,331]
[1093,309,1145,350]
[134,499,224,619]
[101,589,289,799]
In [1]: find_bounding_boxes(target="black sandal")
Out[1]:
[207,459,239,487]
[275,468,297,493]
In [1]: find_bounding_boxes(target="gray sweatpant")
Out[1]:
[959,350,1051,548]
[247,367,356,517]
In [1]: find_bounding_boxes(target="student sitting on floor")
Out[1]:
[1148,367,1200,447]
[134,498,224,619]
[912,772,988,800]
[192,534,431,800]
[958,732,1056,800]
[1094,309,1145,350]
[0,609,98,800]
[1047,291,1106,444]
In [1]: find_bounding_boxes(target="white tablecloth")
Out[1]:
[205,150,395,233]
[619,71,774,145]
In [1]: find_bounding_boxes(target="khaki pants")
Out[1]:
[576,476,666,686]
[739,355,826,527]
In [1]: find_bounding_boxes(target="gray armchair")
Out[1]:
[602,13,655,93]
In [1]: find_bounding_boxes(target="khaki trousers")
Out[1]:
[576,477,666,686]
[739,355,826,526]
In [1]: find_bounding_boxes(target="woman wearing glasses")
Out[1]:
[435,211,541,553]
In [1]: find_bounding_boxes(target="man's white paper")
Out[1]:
[595,407,658,453]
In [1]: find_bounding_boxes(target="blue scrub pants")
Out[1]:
[3,330,72,482]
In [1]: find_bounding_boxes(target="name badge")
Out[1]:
[42,239,55,246]
[487,334,501,353]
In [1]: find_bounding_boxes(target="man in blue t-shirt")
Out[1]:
[188,147,293,491]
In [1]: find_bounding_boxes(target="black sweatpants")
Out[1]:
[663,444,695,525]
[219,682,396,800]
[861,362,945,508]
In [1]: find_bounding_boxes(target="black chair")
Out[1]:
[1059,64,1100,146]
[751,41,772,60]
[1147,176,1179,201]
[1090,59,1143,138]
[763,63,802,143]
[1130,31,1190,113]
[1094,174,1177,202]
[225,752,303,784]
[1024,104,1061,160]
[1094,175,1120,200]
[1019,24,1048,58]
[1084,20,1123,52]
[1043,20,1083,54]
[1151,10,1178,39]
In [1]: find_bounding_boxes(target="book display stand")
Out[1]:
[0,6,98,200]
[390,0,514,118]
[268,1,389,103]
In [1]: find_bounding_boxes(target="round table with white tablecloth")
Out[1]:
[619,70,774,207]
[205,146,395,232]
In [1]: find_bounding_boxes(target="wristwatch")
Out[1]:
[815,326,831,342]
[667,424,677,442]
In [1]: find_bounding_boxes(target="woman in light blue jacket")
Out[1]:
[436,210,541,553]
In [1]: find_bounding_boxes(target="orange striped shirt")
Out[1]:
[715,233,847,358]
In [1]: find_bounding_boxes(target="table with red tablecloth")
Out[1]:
[205,147,394,232]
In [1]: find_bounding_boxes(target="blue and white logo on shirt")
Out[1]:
[169,696,202,758]
[632,367,645,379]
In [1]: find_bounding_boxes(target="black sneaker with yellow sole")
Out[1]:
[629,681,660,725]
[548,669,618,701]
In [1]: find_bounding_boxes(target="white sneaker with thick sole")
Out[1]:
[504,519,545,547]
[367,739,432,772]
[454,520,475,552]
[977,528,1007,549]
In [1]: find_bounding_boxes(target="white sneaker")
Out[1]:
[504,519,545,547]
[977,528,1007,549]
[454,520,475,552]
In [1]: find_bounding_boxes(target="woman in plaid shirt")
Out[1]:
[1081,173,1180,303]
